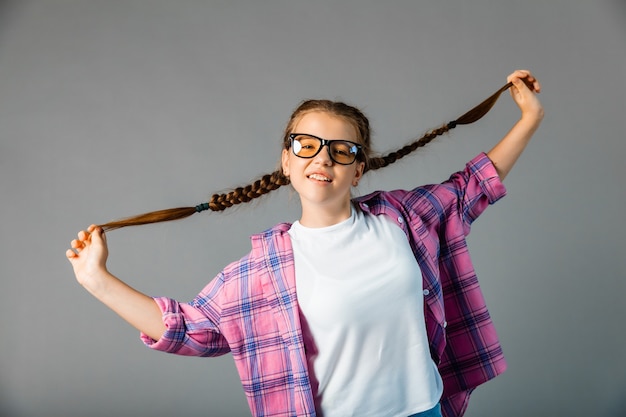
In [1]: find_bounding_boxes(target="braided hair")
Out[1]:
[99,82,512,231]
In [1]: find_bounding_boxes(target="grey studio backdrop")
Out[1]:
[1,1,624,416]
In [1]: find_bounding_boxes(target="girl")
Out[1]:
[67,70,543,417]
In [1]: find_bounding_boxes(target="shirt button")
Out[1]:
[397,217,404,223]
[423,289,430,296]
[443,321,448,328]
[362,203,369,209]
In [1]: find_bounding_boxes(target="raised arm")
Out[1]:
[66,225,166,341]
[487,69,544,180]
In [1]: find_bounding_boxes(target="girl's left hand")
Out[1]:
[507,69,544,122]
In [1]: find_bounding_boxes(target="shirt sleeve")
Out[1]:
[140,274,231,357]
[437,152,507,235]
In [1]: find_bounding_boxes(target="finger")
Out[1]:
[509,75,534,96]
[532,78,542,93]
[71,239,85,250]
[508,76,528,95]
[91,226,106,244]
[508,70,540,93]
[508,71,528,85]
[66,248,78,259]
[78,230,90,241]
[507,69,524,82]
[514,69,532,79]
[521,76,540,93]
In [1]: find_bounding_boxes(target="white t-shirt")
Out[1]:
[288,206,443,417]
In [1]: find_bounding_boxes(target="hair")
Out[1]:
[99,82,513,231]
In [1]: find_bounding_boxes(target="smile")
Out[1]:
[307,174,332,182]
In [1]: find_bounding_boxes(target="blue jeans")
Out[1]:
[408,403,442,417]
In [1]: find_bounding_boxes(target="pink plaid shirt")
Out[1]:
[142,152,508,417]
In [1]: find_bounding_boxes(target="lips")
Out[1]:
[307,173,332,182]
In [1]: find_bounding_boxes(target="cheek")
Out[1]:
[282,152,309,177]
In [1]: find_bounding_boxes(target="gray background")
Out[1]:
[1,1,625,416]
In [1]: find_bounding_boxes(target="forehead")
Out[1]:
[292,111,358,142]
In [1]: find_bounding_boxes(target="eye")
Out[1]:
[297,137,320,151]
[332,142,354,156]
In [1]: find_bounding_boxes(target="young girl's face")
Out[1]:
[282,111,365,226]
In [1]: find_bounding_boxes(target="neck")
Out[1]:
[299,200,353,228]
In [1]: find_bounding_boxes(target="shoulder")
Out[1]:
[355,154,506,228]
[354,184,451,217]
[250,222,292,251]
[220,222,293,279]
[359,153,505,205]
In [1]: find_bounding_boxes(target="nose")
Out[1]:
[312,143,333,165]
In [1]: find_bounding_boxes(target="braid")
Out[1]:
[99,170,290,231]
[99,81,512,231]
[208,170,290,211]
[367,81,513,171]
[366,123,452,172]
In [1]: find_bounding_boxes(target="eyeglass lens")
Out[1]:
[291,134,359,165]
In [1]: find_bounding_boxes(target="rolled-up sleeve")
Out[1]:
[446,153,507,233]
[466,152,507,205]
[141,287,230,357]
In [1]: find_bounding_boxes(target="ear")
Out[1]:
[281,148,291,177]
[352,161,365,186]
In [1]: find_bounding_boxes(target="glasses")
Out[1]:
[288,133,362,165]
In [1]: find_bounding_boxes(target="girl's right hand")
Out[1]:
[66,225,109,291]
[66,226,166,339]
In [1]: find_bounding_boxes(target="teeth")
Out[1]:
[308,174,331,182]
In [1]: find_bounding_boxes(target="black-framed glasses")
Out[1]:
[288,133,362,165]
